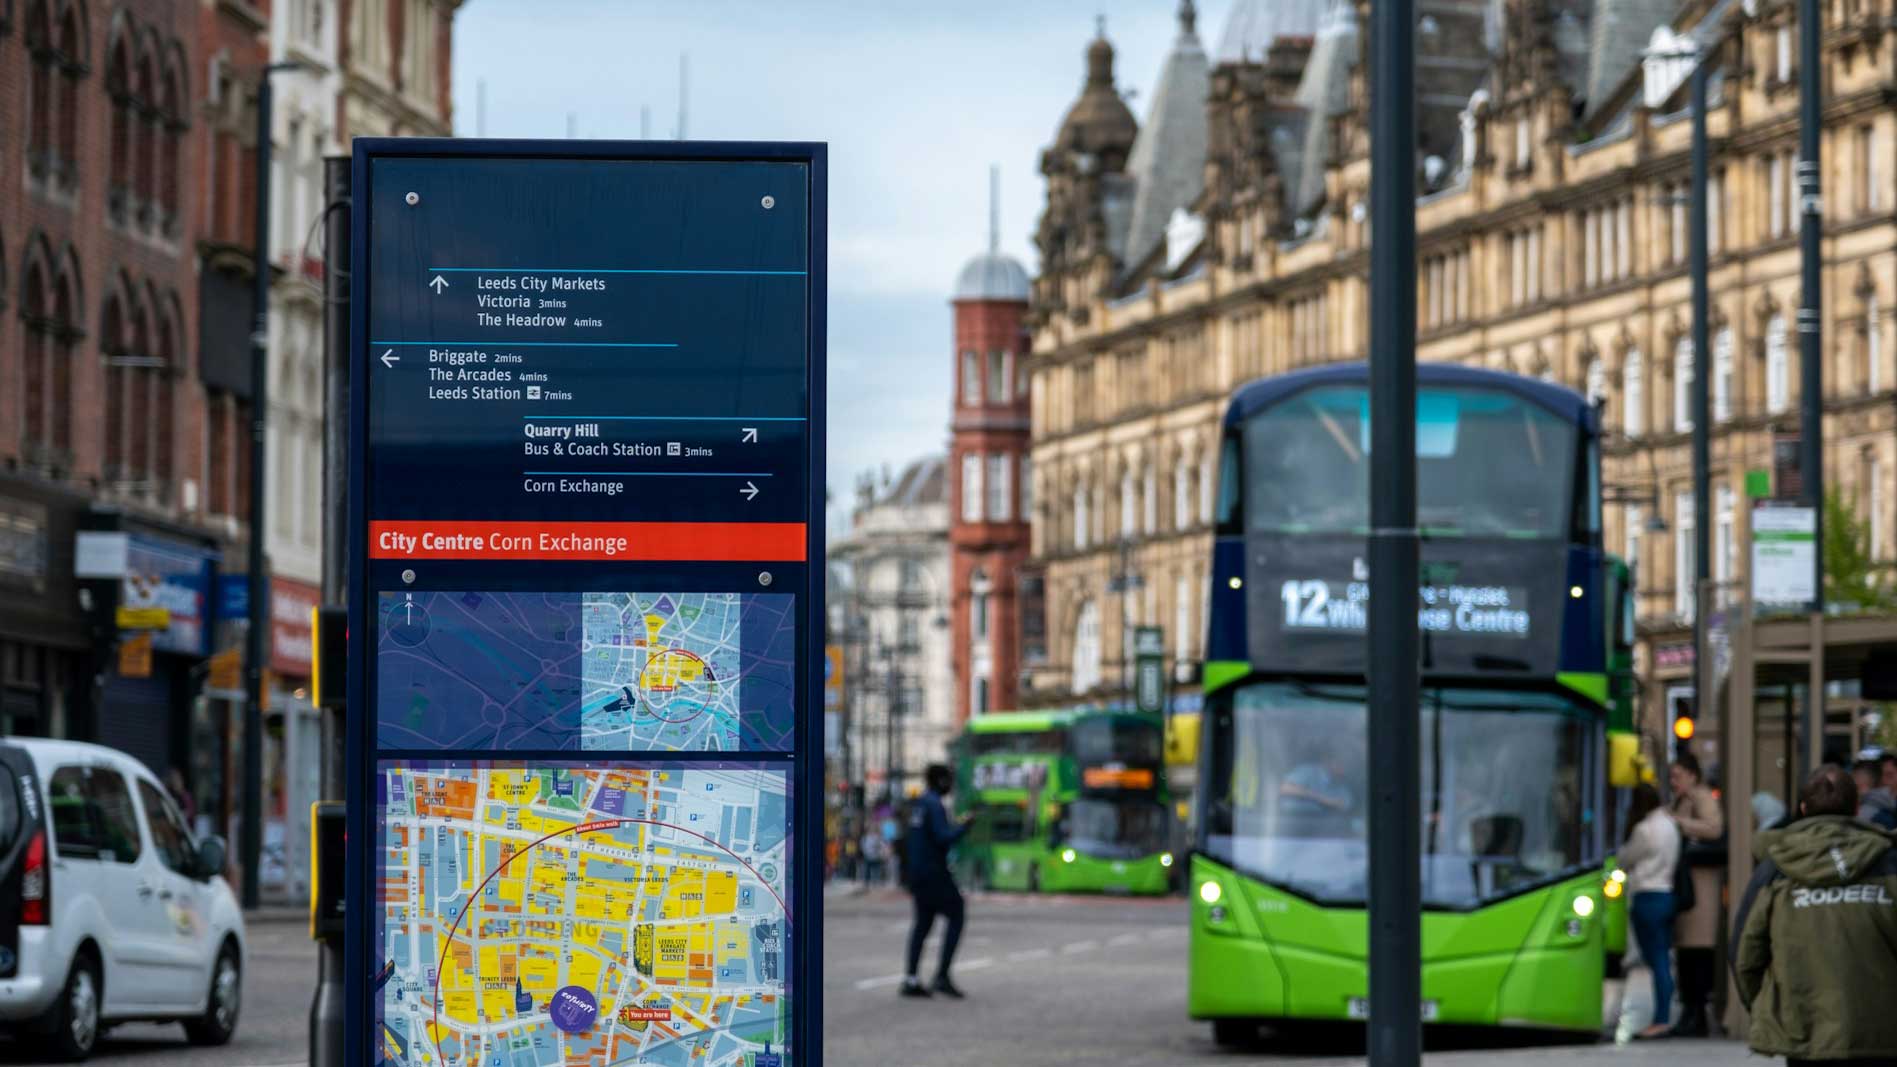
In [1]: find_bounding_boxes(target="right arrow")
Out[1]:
[741,427,758,443]
[429,275,449,294]
[740,481,760,501]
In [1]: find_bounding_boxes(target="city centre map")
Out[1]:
[374,761,791,1067]
[375,591,796,752]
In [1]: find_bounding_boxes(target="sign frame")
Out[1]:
[346,137,827,1067]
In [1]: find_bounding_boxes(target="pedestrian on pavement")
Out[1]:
[1667,752,1725,1037]
[899,763,974,1000]
[1621,780,1682,1040]
[1731,764,1897,1067]
[1856,753,1896,831]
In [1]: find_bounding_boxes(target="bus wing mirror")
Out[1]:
[1607,732,1642,788]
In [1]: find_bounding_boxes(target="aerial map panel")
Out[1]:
[375,591,796,751]
[374,760,791,1067]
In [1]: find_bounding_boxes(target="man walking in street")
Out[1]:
[1856,753,1896,831]
[1732,764,1897,1067]
[899,763,973,999]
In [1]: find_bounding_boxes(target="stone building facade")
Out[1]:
[338,0,457,138]
[1026,0,1897,749]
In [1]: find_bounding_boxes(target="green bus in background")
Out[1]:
[1187,364,1644,1046]
[952,709,1175,896]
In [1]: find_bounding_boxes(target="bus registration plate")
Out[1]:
[1346,998,1439,1021]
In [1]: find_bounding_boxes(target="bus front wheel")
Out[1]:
[1212,1020,1257,1049]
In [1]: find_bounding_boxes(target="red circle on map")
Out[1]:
[637,649,715,724]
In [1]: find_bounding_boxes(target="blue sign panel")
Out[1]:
[123,536,215,655]
[347,140,826,1067]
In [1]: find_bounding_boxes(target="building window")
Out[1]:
[1200,452,1216,525]
[1675,491,1696,621]
[1071,600,1101,694]
[986,453,1011,521]
[1020,456,1034,520]
[1769,154,1788,238]
[1119,470,1136,539]
[1670,185,1687,265]
[1586,358,1606,405]
[961,452,983,522]
[1141,465,1157,535]
[1870,453,1888,561]
[1073,484,1090,551]
[1173,572,1191,663]
[1713,328,1733,422]
[960,351,980,406]
[1174,454,1192,529]
[1515,119,1531,167]
[1715,484,1735,607]
[1616,200,1632,280]
[1627,505,1645,576]
[1859,125,1878,215]
[1776,24,1793,82]
[1709,167,1726,255]
[1674,336,1694,432]
[988,351,1011,403]
[21,255,78,465]
[1623,349,1645,437]
[1583,211,1600,288]
[1526,227,1541,302]
[1867,294,1884,393]
[1767,314,1790,413]
[972,572,991,640]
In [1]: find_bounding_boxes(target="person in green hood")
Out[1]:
[1731,764,1897,1067]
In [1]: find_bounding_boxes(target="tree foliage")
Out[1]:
[1823,487,1897,613]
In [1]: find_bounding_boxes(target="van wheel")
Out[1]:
[183,943,241,1046]
[42,950,101,1061]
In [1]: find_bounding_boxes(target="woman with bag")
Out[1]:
[1668,751,1725,1037]
[1622,781,1683,1040]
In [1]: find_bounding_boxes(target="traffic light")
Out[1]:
[311,606,346,711]
[309,801,344,941]
[1667,690,1696,759]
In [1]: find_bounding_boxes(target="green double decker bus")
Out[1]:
[1189,363,1641,1044]
[952,709,1175,896]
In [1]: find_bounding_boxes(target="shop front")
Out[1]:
[0,478,88,740]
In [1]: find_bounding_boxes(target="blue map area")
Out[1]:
[375,591,796,751]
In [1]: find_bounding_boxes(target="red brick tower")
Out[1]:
[949,168,1033,723]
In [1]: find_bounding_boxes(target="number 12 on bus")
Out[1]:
[1187,364,1641,1046]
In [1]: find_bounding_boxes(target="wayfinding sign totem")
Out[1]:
[347,140,826,1067]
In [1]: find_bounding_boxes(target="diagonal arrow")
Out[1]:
[429,275,449,294]
[380,349,400,369]
[741,427,758,443]
[740,481,760,501]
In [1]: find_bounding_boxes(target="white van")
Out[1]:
[0,739,245,1060]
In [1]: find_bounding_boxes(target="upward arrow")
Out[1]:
[429,275,449,294]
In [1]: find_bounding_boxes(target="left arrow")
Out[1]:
[429,275,449,294]
[380,349,400,369]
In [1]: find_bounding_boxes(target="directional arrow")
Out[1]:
[429,275,449,294]
[741,427,758,443]
[740,481,760,501]
[380,349,400,369]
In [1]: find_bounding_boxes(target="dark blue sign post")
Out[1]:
[347,139,825,1067]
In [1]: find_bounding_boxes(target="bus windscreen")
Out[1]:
[1244,384,1578,538]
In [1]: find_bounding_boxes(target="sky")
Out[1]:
[452,1,1227,526]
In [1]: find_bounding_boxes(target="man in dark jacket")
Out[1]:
[900,764,973,999]
[1731,764,1897,1067]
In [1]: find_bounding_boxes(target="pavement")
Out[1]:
[822,885,1767,1067]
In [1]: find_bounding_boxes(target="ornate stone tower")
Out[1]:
[949,168,1033,722]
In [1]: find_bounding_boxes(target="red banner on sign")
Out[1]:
[368,521,807,562]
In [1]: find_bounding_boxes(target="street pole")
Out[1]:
[1367,0,1420,1058]
[1690,60,1713,770]
[310,154,349,1067]
[320,156,349,798]
[1798,0,1827,770]
[242,67,282,912]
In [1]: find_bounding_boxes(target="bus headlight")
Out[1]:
[1061,848,1077,864]
[1199,880,1223,905]
[1160,852,1174,868]
[1603,877,1625,900]
[1572,894,1596,918]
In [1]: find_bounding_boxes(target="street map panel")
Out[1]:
[375,591,796,751]
[375,761,791,1067]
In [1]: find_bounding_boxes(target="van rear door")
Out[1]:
[0,744,41,978]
